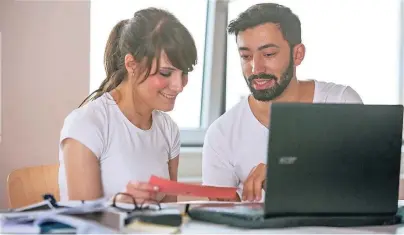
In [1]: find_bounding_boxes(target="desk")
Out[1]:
[180,221,403,234]
[5,200,403,234]
[169,200,404,234]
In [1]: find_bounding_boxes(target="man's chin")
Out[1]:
[252,96,272,102]
[250,90,274,102]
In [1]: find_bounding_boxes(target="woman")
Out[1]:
[58,7,197,203]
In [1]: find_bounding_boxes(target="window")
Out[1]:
[90,0,208,130]
[226,0,403,110]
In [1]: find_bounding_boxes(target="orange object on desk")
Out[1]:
[149,175,237,199]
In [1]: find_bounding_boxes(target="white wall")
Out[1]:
[0,0,91,208]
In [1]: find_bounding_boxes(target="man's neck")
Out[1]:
[249,78,309,128]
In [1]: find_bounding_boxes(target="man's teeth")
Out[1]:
[256,80,270,85]
[161,92,175,99]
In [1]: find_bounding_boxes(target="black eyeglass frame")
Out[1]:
[111,192,162,213]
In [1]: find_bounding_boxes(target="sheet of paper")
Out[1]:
[149,175,237,199]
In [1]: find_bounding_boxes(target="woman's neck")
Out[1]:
[110,82,153,130]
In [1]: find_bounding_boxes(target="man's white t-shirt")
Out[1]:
[202,80,363,197]
[58,93,180,201]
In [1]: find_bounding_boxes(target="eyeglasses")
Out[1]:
[111,192,161,213]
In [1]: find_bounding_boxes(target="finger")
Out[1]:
[125,182,158,201]
[253,175,265,201]
[262,179,267,191]
[258,164,267,178]
[129,181,159,192]
[126,187,158,201]
[243,176,256,202]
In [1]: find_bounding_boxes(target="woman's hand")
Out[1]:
[116,181,160,204]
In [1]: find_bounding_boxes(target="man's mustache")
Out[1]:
[248,73,278,83]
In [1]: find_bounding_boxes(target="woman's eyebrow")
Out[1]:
[160,66,176,71]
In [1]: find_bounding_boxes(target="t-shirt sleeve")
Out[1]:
[342,86,363,104]
[59,109,105,159]
[168,117,180,160]
[202,124,239,188]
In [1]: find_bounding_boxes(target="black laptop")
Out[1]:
[188,103,404,228]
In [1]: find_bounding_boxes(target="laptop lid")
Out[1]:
[264,103,403,217]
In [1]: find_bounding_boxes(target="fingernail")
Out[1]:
[153,186,159,191]
[130,180,139,186]
[256,197,260,201]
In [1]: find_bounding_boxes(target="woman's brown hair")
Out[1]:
[79,7,198,107]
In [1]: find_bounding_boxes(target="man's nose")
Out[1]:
[251,56,265,75]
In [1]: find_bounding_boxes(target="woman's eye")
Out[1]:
[160,71,172,77]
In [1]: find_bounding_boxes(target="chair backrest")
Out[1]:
[7,164,60,208]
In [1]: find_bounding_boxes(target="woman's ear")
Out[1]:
[124,53,137,76]
[293,43,305,66]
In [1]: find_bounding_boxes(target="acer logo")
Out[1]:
[278,156,297,165]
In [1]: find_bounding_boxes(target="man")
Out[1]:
[202,3,363,202]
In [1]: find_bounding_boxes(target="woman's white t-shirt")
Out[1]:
[58,93,180,201]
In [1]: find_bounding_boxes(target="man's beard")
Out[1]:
[245,54,294,102]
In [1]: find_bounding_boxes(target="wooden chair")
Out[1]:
[7,164,60,208]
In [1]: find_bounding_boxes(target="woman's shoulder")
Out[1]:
[152,111,180,133]
[62,94,112,132]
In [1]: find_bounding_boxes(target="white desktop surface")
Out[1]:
[48,199,404,234]
[180,222,402,234]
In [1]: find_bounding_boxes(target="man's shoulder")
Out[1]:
[314,80,363,104]
[205,97,249,138]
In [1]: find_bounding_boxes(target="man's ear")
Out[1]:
[293,43,305,66]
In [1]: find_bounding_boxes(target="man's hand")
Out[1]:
[242,163,267,202]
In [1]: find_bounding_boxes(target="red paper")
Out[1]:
[149,175,237,199]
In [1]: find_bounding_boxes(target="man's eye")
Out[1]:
[240,55,251,60]
[265,53,276,57]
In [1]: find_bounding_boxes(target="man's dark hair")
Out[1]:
[227,3,301,46]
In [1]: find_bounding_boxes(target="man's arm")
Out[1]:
[342,86,363,104]
[202,126,239,201]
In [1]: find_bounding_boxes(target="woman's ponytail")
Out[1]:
[79,19,129,107]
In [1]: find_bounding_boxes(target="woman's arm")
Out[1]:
[62,138,103,200]
[160,156,179,202]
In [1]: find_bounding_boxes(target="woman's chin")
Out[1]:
[157,104,175,112]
